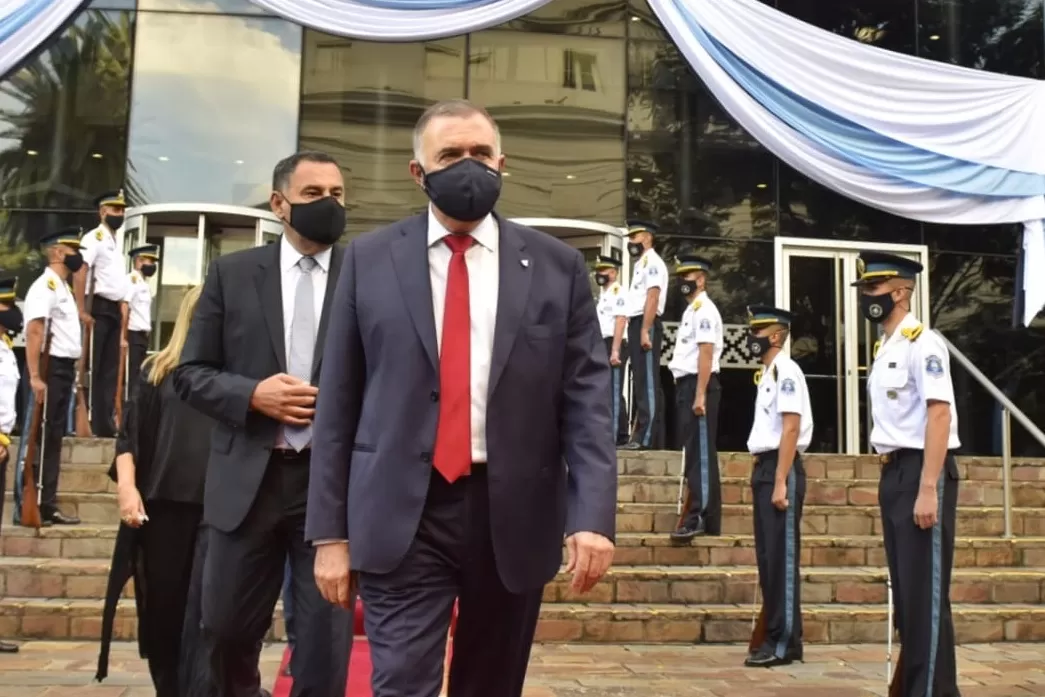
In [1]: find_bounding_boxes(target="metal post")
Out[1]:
[1002,408,1013,539]
[886,574,893,685]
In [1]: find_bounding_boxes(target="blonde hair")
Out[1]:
[142,284,203,386]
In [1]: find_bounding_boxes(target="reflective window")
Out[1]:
[89,0,136,7]
[125,13,301,207]
[468,29,626,224]
[138,0,270,13]
[496,0,627,37]
[0,210,92,298]
[0,10,134,210]
[924,222,1021,255]
[299,33,465,238]
[775,0,919,56]
[918,0,1044,77]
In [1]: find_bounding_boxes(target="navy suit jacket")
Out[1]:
[305,213,617,593]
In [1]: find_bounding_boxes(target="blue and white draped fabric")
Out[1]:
[649,0,1045,325]
[0,0,88,81]
[245,0,553,41]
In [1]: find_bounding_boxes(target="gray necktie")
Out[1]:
[285,255,316,451]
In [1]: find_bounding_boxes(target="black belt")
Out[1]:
[272,448,310,460]
[879,448,922,465]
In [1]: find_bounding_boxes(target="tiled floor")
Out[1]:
[3,641,1045,696]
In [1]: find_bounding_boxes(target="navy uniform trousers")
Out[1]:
[626,315,664,449]
[675,373,722,534]
[751,451,805,658]
[880,449,960,697]
[603,337,629,444]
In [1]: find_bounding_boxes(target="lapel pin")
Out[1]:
[520,259,529,268]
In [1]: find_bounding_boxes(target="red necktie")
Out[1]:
[432,234,474,483]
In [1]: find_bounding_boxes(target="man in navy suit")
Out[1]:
[306,99,618,697]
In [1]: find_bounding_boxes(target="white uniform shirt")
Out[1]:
[427,206,499,463]
[668,292,723,379]
[125,270,154,332]
[0,338,19,435]
[747,352,814,454]
[625,248,668,318]
[596,281,626,339]
[81,225,130,302]
[867,312,961,453]
[23,267,82,359]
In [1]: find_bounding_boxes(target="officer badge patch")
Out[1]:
[95,230,103,241]
[699,318,711,330]
[46,278,56,291]
[925,355,944,377]
[780,378,796,395]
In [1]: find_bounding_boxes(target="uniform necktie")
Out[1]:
[432,234,474,483]
[285,255,316,452]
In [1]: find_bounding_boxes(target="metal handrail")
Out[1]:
[935,330,1045,538]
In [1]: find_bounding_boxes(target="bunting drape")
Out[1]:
[0,0,88,81]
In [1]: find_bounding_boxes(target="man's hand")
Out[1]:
[772,480,788,511]
[0,444,8,463]
[914,485,938,529]
[249,373,318,425]
[79,312,94,328]
[120,334,129,350]
[314,542,353,608]
[565,531,614,593]
[609,350,621,367]
[692,393,706,417]
[640,329,652,351]
[30,376,46,404]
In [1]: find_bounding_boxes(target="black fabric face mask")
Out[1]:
[421,158,502,223]
[679,281,696,297]
[595,273,610,287]
[627,242,643,257]
[860,291,894,323]
[105,214,124,231]
[141,264,157,278]
[0,306,23,336]
[286,196,346,245]
[747,333,771,358]
[63,252,84,273]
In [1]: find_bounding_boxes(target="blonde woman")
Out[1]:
[96,285,215,697]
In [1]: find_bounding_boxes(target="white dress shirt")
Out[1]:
[0,338,19,436]
[625,248,668,317]
[596,281,626,339]
[81,225,131,302]
[125,270,153,332]
[275,235,331,449]
[668,291,723,378]
[24,267,82,359]
[747,352,814,455]
[427,206,499,464]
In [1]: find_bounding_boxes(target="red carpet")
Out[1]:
[271,638,373,697]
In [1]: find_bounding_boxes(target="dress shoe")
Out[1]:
[744,648,802,667]
[670,522,705,543]
[0,640,19,653]
[47,511,80,525]
[618,441,644,451]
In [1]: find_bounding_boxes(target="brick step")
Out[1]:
[1,464,116,495]
[2,492,116,524]
[618,502,1045,536]
[618,475,1040,507]
[4,597,1043,644]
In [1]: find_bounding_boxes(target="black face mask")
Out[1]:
[105,214,124,231]
[421,158,502,223]
[140,263,157,278]
[595,273,610,287]
[0,306,23,336]
[627,242,643,257]
[286,196,346,245]
[679,281,697,297]
[860,291,894,323]
[747,333,772,358]
[63,252,84,273]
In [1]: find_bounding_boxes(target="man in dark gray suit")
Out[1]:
[306,99,618,697]
[173,151,353,697]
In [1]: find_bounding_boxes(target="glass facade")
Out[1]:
[2,0,1042,453]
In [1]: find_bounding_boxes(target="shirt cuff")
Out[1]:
[312,539,347,546]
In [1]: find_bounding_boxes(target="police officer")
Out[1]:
[742,305,812,668]
[668,255,723,539]
[76,189,130,437]
[125,244,159,395]
[24,228,85,526]
[853,251,960,697]
[595,255,629,445]
[620,220,668,451]
[0,276,22,653]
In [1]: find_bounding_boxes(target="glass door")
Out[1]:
[774,237,930,454]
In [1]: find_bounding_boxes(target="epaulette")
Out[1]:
[642,256,649,268]
[901,324,924,342]
[752,365,778,386]
[690,299,702,311]
[612,284,619,295]
[872,339,882,359]
[46,278,56,291]
[95,230,104,241]
[131,274,138,284]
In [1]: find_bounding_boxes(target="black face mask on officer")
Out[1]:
[140,263,157,278]
[105,214,124,231]
[284,196,346,246]
[0,305,23,336]
[421,158,502,223]
[595,273,611,287]
[63,252,84,273]
[747,332,773,359]
[678,280,699,298]
[860,290,896,324]
[627,241,644,257]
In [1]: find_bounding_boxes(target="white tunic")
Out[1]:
[23,268,82,359]
[0,338,19,436]
[624,248,668,318]
[80,224,130,303]
[867,312,961,453]
[125,270,154,332]
[667,291,723,378]
[746,352,814,455]
[596,281,627,339]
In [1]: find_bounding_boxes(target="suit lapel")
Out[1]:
[255,241,286,372]
[391,215,439,371]
[488,218,531,396]
[311,244,343,381]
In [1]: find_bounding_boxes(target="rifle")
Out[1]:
[747,605,767,654]
[73,266,96,436]
[114,319,127,427]
[19,322,53,529]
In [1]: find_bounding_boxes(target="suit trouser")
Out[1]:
[127,330,149,400]
[603,337,629,443]
[751,451,805,658]
[675,373,722,534]
[627,316,664,448]
[37,357,75,518]
[283,556,297,649]
[201,450,353,697]
[880,449,960,697]
[359,466,543,697]
[90,296,121,437]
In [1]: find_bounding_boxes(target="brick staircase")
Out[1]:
[3,439,1045,645]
